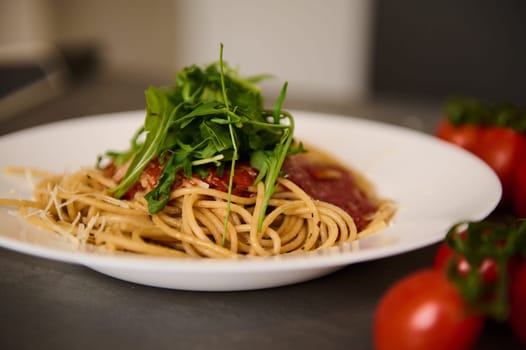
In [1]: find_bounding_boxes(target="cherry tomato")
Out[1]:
[509,259,526,346]
[374,269,483,350]
[433,243,499,284]
[473,127,526,204]
[436,118,526,212]
[435,119,480,152]
[433,230,467,271]
[433,243,455,270]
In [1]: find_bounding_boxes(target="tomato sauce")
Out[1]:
[106,154,378,230]
[202,163,258,197]
[105,160,257,199]
[282,154,378,231]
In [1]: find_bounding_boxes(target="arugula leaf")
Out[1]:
[218,42,239,245]
[110,87,178,198]
[144,152,184,213]
[105,44,302,237]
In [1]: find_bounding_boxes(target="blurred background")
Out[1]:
[0,0,525,133]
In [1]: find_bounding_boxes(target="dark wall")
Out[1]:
[371,0,526,104]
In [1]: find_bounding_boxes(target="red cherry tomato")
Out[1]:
[436,118,526,212]
[509,259,526,346]
[374,269,483,350]
[433,243,499,285]
[433,243,456,270]
[435,119,480,152]
[473,127,526,204]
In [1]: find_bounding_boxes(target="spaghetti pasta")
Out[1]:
[1,162,394,258]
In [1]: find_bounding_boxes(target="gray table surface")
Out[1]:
[0,75,522,350]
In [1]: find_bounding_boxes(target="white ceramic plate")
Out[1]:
[0,110,501,291]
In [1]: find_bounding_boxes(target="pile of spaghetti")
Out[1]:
[1,46,394,258]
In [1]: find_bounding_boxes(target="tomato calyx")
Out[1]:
[443,220,526,321]
[444,96,526,132]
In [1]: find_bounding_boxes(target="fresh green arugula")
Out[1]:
[102,43,303,237]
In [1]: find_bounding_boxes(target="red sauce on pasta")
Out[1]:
[105,160,258,199]
[106,154,378,230]
[282,155,378,231]
[202,163,258,197]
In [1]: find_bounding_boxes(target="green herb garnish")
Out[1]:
[103,43,303,239]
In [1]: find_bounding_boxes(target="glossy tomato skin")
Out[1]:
[509,259,526,346]
[436,119,526,210]
[473,127,526,205]
[435,119,480,152]
[374,269,483,350]
[433,243,455,270]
